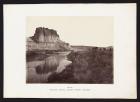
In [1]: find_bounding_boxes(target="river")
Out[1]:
[26,53,72,83]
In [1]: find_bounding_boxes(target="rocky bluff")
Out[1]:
[33,27,59,43]
[27,27,71,51]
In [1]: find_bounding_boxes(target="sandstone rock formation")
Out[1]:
[33,27,59,43]
[27,27,71,51]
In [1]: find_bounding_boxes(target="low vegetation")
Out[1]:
[48,48,113,84]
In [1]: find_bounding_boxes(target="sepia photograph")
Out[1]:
[26,16,113,84]
[4,4,136,98]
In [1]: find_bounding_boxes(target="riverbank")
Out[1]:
[47,49,113,84]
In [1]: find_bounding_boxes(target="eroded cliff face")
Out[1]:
[27,27,71,51]
[33,27,59,43]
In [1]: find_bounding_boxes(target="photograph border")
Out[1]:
[0,0,139,101]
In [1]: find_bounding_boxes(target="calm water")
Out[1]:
[27,50,113,83]
[27,53,72,83]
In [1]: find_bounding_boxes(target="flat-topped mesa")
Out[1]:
[33,27,60,43]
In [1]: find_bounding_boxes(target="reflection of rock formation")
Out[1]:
[36,56,59,74]
[26,27,71,51]
[35,55,72,74]
[27,54,72,83]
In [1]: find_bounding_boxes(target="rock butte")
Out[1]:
[26,27,71,51]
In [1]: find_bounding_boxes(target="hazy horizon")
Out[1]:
[26,16,113,47]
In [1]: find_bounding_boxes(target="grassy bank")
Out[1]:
[48,48,113,84]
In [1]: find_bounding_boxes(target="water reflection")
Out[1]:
[36,55,59,74]
[27,54,72,83]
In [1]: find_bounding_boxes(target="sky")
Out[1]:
[26,16,113,47]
